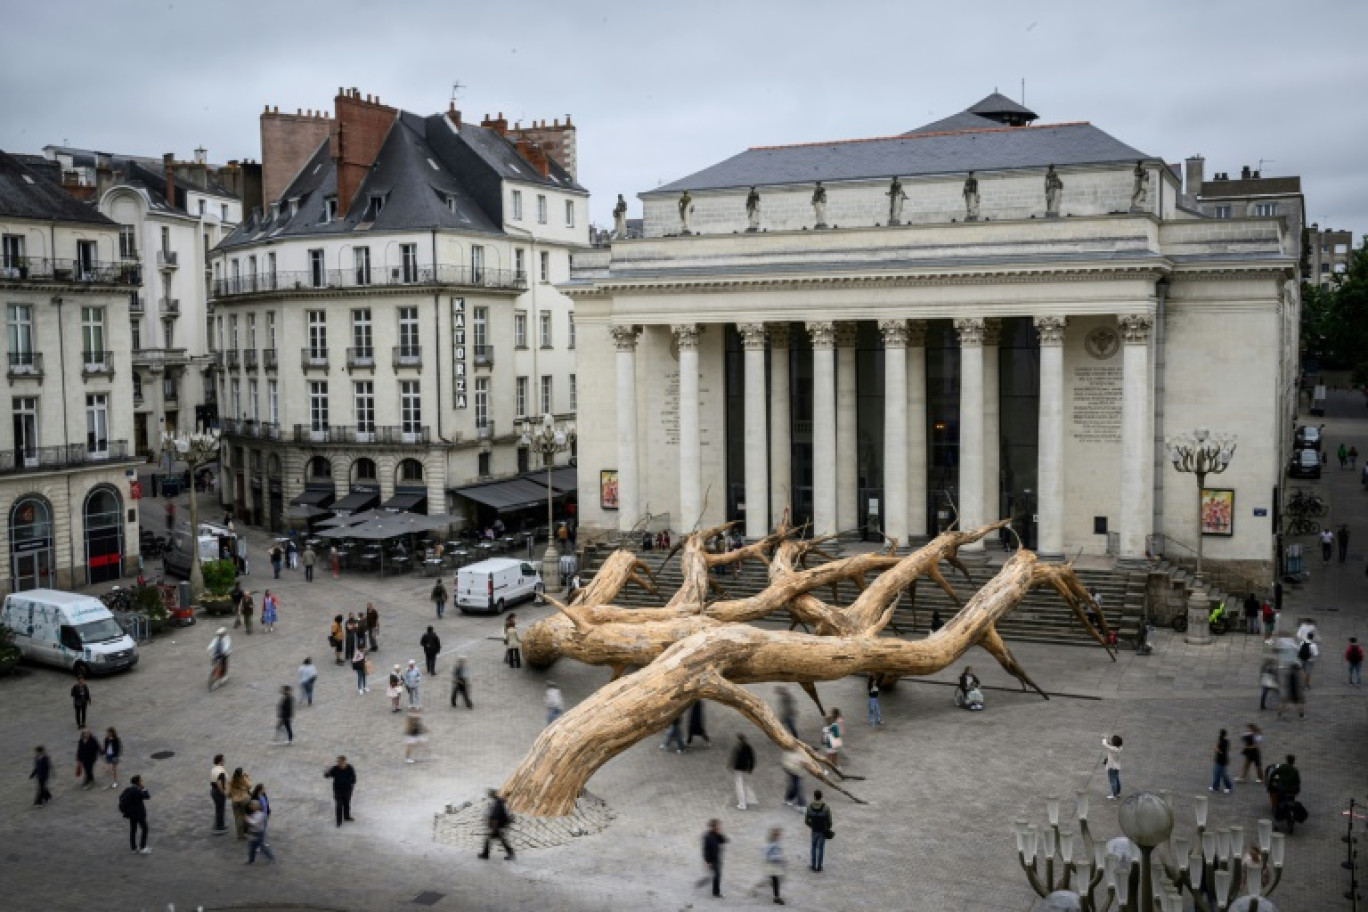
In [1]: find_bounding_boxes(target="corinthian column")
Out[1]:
[983,319,1002,533]
[769,325,791,528]
[1118,313,1154,562]
[1034,316,1067,558]
[808,321,837,536]
[739,323,769,540]
[955,318,986,553]
[673,324,702,530]
[880,320,908,545]
[610,324,640,534]
[836,323,859,534]
[906,321,928,539]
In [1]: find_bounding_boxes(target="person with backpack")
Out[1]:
[450,657,473,708]
[478,788,515,860]
[1266,755,1302,829]
[1346,637,1364,686]
[420,627,441,676]
[730,733,758,810]
[804,790,832,872]
[119,775,152,854]
[430,579,448,619]
[1298,634,1320,688]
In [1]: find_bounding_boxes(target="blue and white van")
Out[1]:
[1,589,139,676]
[455,558,543,614]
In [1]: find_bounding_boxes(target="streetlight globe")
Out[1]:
[553,431,566,447]
[1117,793,1173,848]
[176,439,190,455]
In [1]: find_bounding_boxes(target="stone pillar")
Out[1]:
[1034,316,1067,558]
[610,324,641,534]
[808,321,837,536]
[955,318,986,553]
[673,323,702,531]
[906,321,928,539]
[1118,314,1154,562]
[836,323,859,534]
[739,323,769,540]
[769,325,792,528]
[982,319,1002,531]
[880,320,908,545]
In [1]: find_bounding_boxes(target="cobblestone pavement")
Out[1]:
[2,394,1366,912]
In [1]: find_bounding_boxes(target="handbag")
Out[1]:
[364,659,374,674]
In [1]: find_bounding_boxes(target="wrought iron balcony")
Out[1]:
[0,257,140,286]
[301,348,329,370]
[212,263,527,298]
[225,349,240,370]
[131,348,189,369]
[290,424,431,445]
[129,294,144,314]
[474,345,494,366]
[346,347,376,370]
[157,250,179,269]
[159,297,180,315]
[393,345,422,369]
[262,348,278,371]
[0,439,131,474]
[243,349,258,370]
[7,351,42,379]
[82,350,114,377]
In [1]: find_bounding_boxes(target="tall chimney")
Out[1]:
[1184,155,1204,198]
[163,153,176,208]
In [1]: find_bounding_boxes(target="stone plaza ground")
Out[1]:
[2,395,1367,912]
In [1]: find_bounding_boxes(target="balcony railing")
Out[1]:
[392,345,422,369]
[225,349,240,370]
[130,294,144,314]
[262,348,278,371]
[261,421,281,440]
[474,345,494,366]
[157,250,179,269]
[476,421,495,440]
[159,297,180,315]
[243,349,258,370]
[212,264,527,298]
[7,351,43,379]
[131,348,189,368]
[346,347,376,369]
[301,348,328,370]
[82,350,114,376]
[0,257,140,286]
[290,424,431,445]
[0,440,131,474]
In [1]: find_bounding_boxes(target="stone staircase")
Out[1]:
[576,540,1144,647]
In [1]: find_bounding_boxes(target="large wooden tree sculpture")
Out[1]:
[503,520,1113,816]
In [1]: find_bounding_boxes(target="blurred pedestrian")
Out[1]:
[75,729,100,790]
[298,658,317,706]
[1346,637,1364,686]
[661,712,686,753]
[780,749,806,809]
[1258,658,1280,711]
[1320,528,1334,564]
[70,675,91,727]
[244,799,274,864]
[761,827,787,904]
[700,819,727,897]
[250,782,271,842]
[821,709,844,768]
[450,657,473,708]
[403,709,428,764]
[228,767,252,839]
[478,788,515,860]
[329,546,340,578]
[731,733,758,810]
[776,687,797,737]
[30,745,52,807]
[103,727,121,789]
[1209,728,1232,793]
[275,686,294,745]
[1299,634,1319,688]
[545,681,564,724]
[1236,723,1263,783]
[1338,525,1351,563]
[687,700,711,747]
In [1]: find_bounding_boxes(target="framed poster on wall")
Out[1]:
[600,470,619,511]
[1200,488,1234,536]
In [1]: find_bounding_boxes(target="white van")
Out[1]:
[163,522,237,580]
[456,558,543,614]
[1,589,139,675]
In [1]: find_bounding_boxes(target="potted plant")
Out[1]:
[131,584,168,634]
[198,558,238,616]
[0,621,21,675]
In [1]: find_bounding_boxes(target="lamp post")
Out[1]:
[1166,428,1236,645]
[160,429,221,600]
[1016,791,1285,911]
[519,413,576,594]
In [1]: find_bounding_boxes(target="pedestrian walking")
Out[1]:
[1338,525,1351,563]
[545,681,564,724]
[700,819,727,897]
[298,658,317,706]
[1352,446,1361,469]
[286,537,298,570]
[661,712,686,753]
[929,608,944,632]
[303,545,316,582]
[1298,634,1319,688]
[75,729,100,790]
[451,656,474,708]
[686,700,711,747]
[250,783,271,842]
[228,767,253,839]
[731,733,759,809]
[270,544,283,579]
[1102,734,1123,799]
[430,579,448,619]
[1242,593,1261,635]
[1320,528,1334,564]
[804,791,832,872]
[1266,755,1301,821]
[387,665,404,712]
[1261,601,1276,642]
[70,675,91,727]
[1338,443,1349,469]
[355,610,370,653]
[236,535,250,575]
[244,799,274,864]
[329,545,340,579]
[761,828,787,904]
[478,788,515,859]
[821,709,844,768]
[210,754,228,834]
[503,616,522,668]
[403,659,423,707]
[403,709,429,764]
[275,686,294,744]
[31,745,52,807]
[365,603,380,651]
[867,675,882,726]
[1259,658,1280,711]
[353,645,370,694]
[261,590,279,633]
[118,775,151,854]
[1236,723,1263,782]
[780,749,806,809]
[328,615,344,665]
[1276,661,1305,720]
[102,727,121,789]
[1209,728,1232,793]
[324,756,357,826]
[776,686,797,737]
[343,611,357,656]
[420,626,441,676]
[236,588,254,634]
[1346,637,1364,686]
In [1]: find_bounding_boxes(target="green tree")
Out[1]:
[1303,239,1368,370]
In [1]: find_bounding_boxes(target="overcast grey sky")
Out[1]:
[3,0,1365,241]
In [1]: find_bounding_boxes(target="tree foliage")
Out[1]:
[1303,239,1368,370]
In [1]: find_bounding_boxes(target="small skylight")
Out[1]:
[22,175,35,184]
[428,158,440,171]
[312,163,323,175]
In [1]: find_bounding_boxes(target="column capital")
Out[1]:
[1033,315,1067,346]
[878,319,908,347]
[982,318,1003,347]
[834,322,858,348]
[768,323,791,348]
[905,320,928,347]
[672,323,703,351]
[953,317,986,347]
[807,321,836,349]
[738,323,768,350]
[609,324,640,351]
[1118,313,1154,344]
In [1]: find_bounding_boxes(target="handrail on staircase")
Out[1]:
[1152,532,1267,596]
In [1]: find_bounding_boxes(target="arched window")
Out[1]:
[353,458,377,484]
[9,495,55,590]
[84,486,124,585]
[397,458,424,484]
[306,456,332,480]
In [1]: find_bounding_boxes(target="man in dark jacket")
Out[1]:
[477,788,515,860]
[324,756,357,826]
[804,790,832,871]
[76,729,101,790]
[730,733,758,809]
[1267,754,1302,820]
[420,626,442,676]
[275,686,294,744]
[120,775,152,854]
[701,819,728,898]
[30,745,52,806]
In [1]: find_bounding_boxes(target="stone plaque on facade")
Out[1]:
[1070,364,1123,442]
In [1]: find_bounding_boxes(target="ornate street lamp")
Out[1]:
[1016,791,1284,911]
[1165,428,1236,644]
[518,413,576,594]
[160,429,221,599]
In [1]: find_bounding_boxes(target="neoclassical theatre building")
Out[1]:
[570,95,1299,579]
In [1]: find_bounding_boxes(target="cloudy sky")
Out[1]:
[3,0,1364,240]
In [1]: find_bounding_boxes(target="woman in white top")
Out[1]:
[1103,735,1123,799]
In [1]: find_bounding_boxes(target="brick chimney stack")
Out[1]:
[331,88,397,218]
[448,101,462,127]
[514,138,551,178]
[260,104,333,205]
[505,114,579,179]
[481,112,509,136]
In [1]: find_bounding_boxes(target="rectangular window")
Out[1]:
[118,226,137,260]
[229,315,239,351]
[515,376,528,418]
[76,240,97,279]
[309,382,329,435]
[398,307,420,356]
[86,394,109,456]
[247,313,257,350]
[323,198,337,222]
[354,381,375,437]
[131,319,141,352]
[13,397,37,465]
[540,312,552,348]
[7,304,34,369]
[1213,205,1231,219]
[569,373,577,411]
[248,379,259,422]
[564,199,575,228]
[198,199,206,216]
[514,312,527,349]
[474,377,489,428]
[539,250,550,282]
[309,249,325,287]
[400,243,418,283]
[230,379,241,420]
[353,247,371,286]
[221,203,228,221]
[160,226,170,253]
[266,252,276,287]
[266,311,277,349]
[478,451,491,478]
[540,375,553,415]
[514,248,526,282]
[511,190,523,220]
[568,313,576,349]
[2,233,25,269]
[352,308,373,358]
[268,380,279,425]
[400,380,422,437]
[216,316,224,352]
[81,307,106,363]
[473,306,488,350]
[307,311,326,359]
[471,245,484,283]
[537,195,547,224]
[1253,202,1279,217]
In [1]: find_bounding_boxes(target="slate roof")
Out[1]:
[967,91,1037,120]
[1200,177,1301,197]
[0,149,116,225]
[902,111,1002,135]
[650,121,1151,194]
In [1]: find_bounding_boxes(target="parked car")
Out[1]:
[1294,425,1323,450]
[455,558,543,614]
[1289,448,1322,479]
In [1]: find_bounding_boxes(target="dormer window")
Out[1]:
[323,197,337,222]
[447,195,458,213]
[362,194,386,221]
[288,198,300,218]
